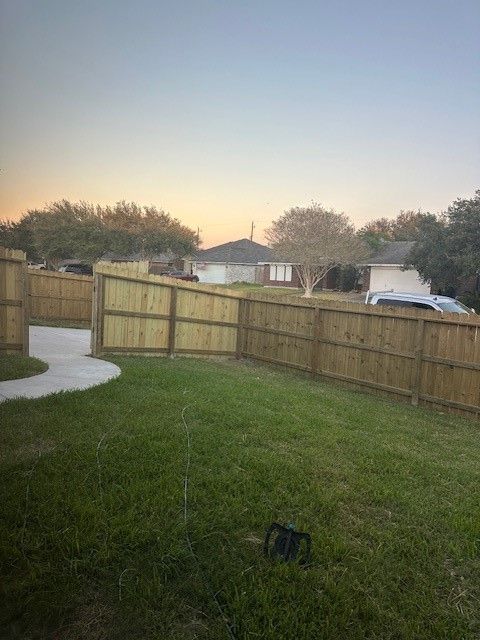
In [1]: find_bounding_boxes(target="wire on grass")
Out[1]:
[180,405,237,640]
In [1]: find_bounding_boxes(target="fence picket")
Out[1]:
[411,319,425,406]
[169,287,178,357]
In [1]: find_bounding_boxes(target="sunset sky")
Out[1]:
[1,0,479,247]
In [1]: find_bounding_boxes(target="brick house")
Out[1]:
[186,239,274,285]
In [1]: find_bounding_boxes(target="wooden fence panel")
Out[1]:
[0,247,28,355]
[93,264,241,357]
[175,288,239,354]
[241,298,480,417]
[28,270,92,323]
[92,263,480,419]
[319,308,416,395]
[102,273,171,352]
[420,320,480,412]
[243,299,314,371]
[97,260,149,274]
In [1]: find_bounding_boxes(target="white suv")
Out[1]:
[366,291,473,314]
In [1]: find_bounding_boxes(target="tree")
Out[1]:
[266,203,367,297]
[26,201,107,268]
[0,216,38,260]
[392,210,426,241]
[358,217,394,252]
[338,264,361,292]
[407,191,480,294]
[359,217,393,238]
[0,200,198,267]
[101,201,197,258]
[405,214,455,291]
[359,210,429,250]
[447,190,480,276]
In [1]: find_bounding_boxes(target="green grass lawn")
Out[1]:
[0,354,48,381]
[217,282,364,302]
[1,356,479,639]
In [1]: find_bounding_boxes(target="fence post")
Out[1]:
[91,272,104,357]
[168,286,178,357]
[21,257,29,356]
[411,318,425,406]
[311,307,322,377]
[236,298,245,359]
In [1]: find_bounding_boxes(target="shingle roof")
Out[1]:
[366,241,416,265]
[196,239,274,264]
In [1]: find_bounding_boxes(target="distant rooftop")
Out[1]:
[365,241,416,265]
[196,238,274,264]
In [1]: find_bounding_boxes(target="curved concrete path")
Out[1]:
[0,327,120,402]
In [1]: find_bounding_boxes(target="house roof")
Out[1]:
[365,241,416,266]
[196,239,274,264]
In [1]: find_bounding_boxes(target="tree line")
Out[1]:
[0,200,198,268]
[1,191,478,302]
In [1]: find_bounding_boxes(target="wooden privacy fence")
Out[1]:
[28,270,93,323]
[92,263,242,357]
[0,247,29,355]
[92,264,480,419]
[97,260,150,274]
[241,294,480,418]
[28,261,150,324]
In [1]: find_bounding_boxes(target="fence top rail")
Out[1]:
[245,292,480,327]
[95,264,244,300]
[0,247,26,262]
[28,269,93,282]
[96,259,149,273]
[93,260,480,327]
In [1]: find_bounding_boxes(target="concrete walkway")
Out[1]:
[0,327,121,402]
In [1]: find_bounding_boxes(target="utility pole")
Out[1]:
[196,226,201,245]
[250,221,255,241]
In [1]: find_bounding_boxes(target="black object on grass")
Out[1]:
[264,522,311,565]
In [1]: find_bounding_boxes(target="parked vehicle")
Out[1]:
[58,263,93,276]
[366,291,474,314]
[161,270,199,282]
[27,261,46,269]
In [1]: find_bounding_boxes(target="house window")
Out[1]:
[376,299,413,307]
[269,264,292,282]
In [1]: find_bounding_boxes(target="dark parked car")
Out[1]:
[161,270,199,282]
[59,263,93,276]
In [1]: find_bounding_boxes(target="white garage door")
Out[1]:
[370,267,430,294]
[196,263,226,284]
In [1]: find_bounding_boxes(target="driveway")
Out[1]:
[0,326,120,402]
